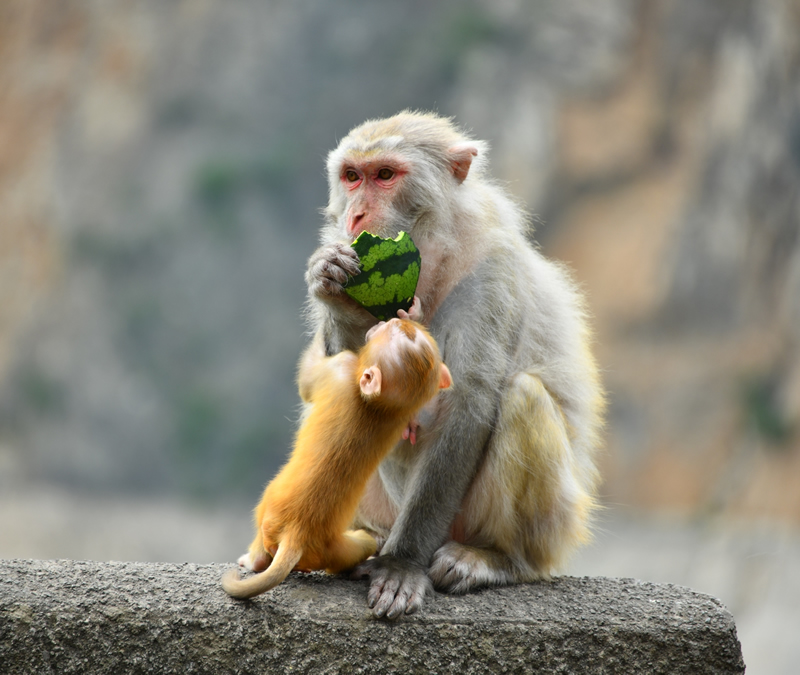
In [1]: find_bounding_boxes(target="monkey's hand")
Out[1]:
[306,242,361,301]
[352,555,432,620]
[397,295,423,323]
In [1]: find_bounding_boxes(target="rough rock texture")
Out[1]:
[0,559,744,674]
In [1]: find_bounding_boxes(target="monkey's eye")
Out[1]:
[377,168,394,181]
[344,169,360,182]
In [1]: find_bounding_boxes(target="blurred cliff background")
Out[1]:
[1,0,798,671]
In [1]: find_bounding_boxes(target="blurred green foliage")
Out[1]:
[441,6,504,71]
[194,161,242,210]
[742,374,794,447]
[18,367,66,417]
[194,149,298,207]
[176,389,223,459]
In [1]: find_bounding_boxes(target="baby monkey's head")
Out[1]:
[358,318,451,410]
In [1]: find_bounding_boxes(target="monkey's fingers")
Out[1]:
[306,260,347,294]
[305,243,361,298]
[322,261,350,285]
[396,296,423,323]
[369,575,400,618]
[406,295,423,322]
[327,243,361,275]
[362,556,432,620]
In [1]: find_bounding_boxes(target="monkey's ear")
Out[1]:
[448,144,478,183]
[438,364,453,390]
[360,366,382,397]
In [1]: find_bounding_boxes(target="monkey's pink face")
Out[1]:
[339,156,409,238]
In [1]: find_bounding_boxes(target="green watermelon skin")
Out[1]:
[344,231,421,321]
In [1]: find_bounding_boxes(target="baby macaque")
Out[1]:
[222,310,451,600]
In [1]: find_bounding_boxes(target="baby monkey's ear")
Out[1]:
[360,366,383,397]
[438,364,452,390]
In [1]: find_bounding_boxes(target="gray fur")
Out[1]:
[305,112,603,619]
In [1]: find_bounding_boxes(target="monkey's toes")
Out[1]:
[362,556,431,620]
[429,541,513,594]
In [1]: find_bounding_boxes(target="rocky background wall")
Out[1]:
[1,0,798,671]
[3,0,797,514]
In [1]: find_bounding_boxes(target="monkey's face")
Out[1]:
[324,113,484,245]
[326,129,434,241]
[337,153,412,239]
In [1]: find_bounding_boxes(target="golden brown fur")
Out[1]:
[222,318,451,599]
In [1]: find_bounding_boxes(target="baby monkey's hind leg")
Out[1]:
[326,529,378,574]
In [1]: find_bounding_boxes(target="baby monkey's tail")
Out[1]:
[221,540,302,599]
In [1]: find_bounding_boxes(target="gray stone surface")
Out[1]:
[1,559,744,674]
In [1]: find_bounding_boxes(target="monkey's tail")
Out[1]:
[221,541,303,600]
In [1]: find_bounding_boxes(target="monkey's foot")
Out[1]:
[352,555,432,620]
[237,550,269,573]
[428,541,517,594]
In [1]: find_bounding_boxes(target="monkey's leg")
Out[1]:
[326,530,379,574]
[428,372,596,593]
[352,471,397,549]
[238,500,279,573]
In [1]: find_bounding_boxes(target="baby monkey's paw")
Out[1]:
[237,550,269,573]
[397,295,423,323]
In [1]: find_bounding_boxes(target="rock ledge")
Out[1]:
[0,559,744,674]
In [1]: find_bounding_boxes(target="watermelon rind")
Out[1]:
[344,231,421,321]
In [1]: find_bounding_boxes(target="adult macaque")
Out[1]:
[305,111,604,620]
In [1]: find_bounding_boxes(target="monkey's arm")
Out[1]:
[363,265,513,619]
[297,333,328,403]
[297,333,357,403]
[364,388,497,619]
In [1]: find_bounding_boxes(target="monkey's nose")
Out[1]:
[348,212,367,236]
